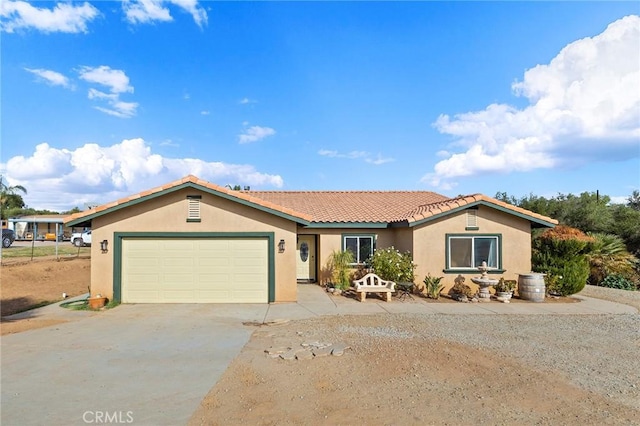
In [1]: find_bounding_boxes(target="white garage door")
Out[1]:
[122,238,269,303]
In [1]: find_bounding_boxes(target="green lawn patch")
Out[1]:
[2,245,91,259]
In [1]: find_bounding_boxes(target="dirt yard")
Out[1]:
[0,256,91,335]
[190,313,640,425]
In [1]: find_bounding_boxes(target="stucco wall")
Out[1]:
[412,206,532,293]
[89,188,298,302]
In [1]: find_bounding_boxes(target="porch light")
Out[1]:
[278,239,285,253]
[100,239,108,253]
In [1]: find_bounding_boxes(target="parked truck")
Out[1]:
[70,230,92,247]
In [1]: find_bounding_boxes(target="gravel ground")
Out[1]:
[191,287,640,425]
[339,313,640,410]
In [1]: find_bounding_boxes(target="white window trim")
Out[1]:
[446,234,501,271]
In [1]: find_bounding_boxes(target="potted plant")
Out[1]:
[494,278,515,301]
[328,250,354,295]
[87,294,108,309]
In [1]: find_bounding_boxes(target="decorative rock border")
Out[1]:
[265,341,351,360]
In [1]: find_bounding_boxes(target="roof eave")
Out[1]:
[408,200,558,228]
[304,222,390,229]
[65,182,311,227]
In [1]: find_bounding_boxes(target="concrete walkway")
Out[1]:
[1,286,636,426]
[263,284,638,321]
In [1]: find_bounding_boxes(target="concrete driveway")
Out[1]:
[1,303,270,426]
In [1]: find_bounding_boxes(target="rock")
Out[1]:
[280,350,297,360]
[312,347,332,357]
[295,349,314,360]
[331,343,350,356]
[452,293,468,302]
[265,347,290,356]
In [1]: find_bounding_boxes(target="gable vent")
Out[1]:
[466,210,478,228]
[187,196,201,221]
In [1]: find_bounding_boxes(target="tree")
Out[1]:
[628,190,640,211]
[0,175,27,220]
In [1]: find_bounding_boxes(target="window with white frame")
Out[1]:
[343,235,375,264]
[447,234,500,269]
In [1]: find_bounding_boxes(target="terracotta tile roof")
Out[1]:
[404,194,559,225]
[64,175,313,224]
[246,191,450,223]
[64,175,557,227]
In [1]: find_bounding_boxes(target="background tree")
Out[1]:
[627,190,640,211]
[0,176,27,220]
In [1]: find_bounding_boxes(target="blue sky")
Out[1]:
[1,1,639,211]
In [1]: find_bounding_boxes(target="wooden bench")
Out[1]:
[353,273,396,302]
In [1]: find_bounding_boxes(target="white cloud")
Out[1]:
[200,110,210,116]
[78,66,133,94]
[88,88,118,101]
[160,139,179,147]
[365,154,395,165]
[239,97,257,105]
[318,149,393,165]
[4,139,284,211]
[80,66,137,118]
[238,125,276,144]
[24,68,72,89]
[123,0,172,25]
[168,0,207,27]
[609,196,629,205]
[0,0,99,33]
[94,101,139,118]
[424,15,640,189]
[123,0,207,27]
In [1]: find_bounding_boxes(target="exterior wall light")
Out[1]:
[100,239,108,253]
[278,239,285,253]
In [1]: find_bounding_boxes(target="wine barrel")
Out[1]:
[518,273,546,302]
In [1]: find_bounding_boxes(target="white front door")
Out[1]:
[296,235,316,282]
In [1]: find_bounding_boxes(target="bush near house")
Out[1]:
[367,247,416,283]
[586,233,639,290]
[532,225,592,296]
[599,275,637,291]
[328,250,354,291]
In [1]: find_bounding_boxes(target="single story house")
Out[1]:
[9,215,78,240]
[65,175,557,304]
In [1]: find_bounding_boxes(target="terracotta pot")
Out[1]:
[88,297,108,309]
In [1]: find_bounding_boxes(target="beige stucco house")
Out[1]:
[65,175,557,304]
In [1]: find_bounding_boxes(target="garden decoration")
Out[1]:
[471,261,498,301]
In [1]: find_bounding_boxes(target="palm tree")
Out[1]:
[0,175,27,219]
[586,232,638,286]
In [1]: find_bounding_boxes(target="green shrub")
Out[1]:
[329,250,354,290]
[423,274,444,299]
[533,226,591,296]
[368,247,416,283]
[586,232,639,286]
[599,274,637,291]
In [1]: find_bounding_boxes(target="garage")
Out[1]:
[121,237,269,303]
